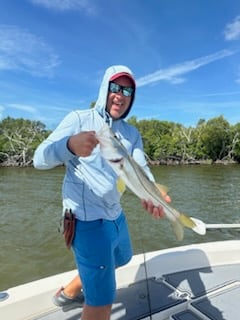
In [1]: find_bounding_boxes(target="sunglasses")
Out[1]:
[109,82,134,97]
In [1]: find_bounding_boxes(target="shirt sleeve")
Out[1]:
[33,111,81,169]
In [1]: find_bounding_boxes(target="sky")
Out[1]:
[0,0,240,129]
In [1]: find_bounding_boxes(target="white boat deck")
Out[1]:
[1,240,240,320]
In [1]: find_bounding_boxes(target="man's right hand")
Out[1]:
[67,131,99,157]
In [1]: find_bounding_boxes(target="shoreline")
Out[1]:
[0,159,239,168]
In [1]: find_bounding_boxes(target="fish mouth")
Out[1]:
[109,158,123,163]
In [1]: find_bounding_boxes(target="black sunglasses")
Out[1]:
[109,82,134,97]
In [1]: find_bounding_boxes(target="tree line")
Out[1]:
[128,115,240,164]
[0,115,239,167]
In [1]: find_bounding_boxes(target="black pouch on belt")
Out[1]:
[63,209,76,249]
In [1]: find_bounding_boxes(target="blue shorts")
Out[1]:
[72,212,132,306]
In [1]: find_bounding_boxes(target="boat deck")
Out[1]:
[34,262,240,320]
[2,241,240,320]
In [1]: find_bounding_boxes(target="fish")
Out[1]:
[96,124,202,241]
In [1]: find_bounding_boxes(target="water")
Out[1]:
[0,165,239,291]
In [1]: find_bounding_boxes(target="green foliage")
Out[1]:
[0,115,239,166]
[0,117,50,166]
[128,115,239,163]
[231,123,240,161]
[90,101,96,109]
[128,117,179,160]
[200,116,231,161]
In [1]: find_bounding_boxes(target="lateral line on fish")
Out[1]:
[124,155,186,223]
[125,155,165,205]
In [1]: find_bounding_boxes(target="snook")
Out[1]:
[96,124,202,241]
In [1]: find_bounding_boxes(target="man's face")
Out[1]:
[106,76,134,120]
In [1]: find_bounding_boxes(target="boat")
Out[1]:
[1,239,240,320]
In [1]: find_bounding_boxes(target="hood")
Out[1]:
[94,65,136,123]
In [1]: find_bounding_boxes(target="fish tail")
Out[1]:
[171,220,184,241]
[178,213,196,229]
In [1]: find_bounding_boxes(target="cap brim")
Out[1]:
[110,72,135,86]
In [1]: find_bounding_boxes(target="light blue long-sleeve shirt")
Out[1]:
[33,66,154,221]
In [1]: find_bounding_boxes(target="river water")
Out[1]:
[0,165,239,291]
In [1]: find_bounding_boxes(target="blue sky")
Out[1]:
[0,0,240,129]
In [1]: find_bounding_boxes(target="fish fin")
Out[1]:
[179,214,196,229]
[116,177,126,195]
[155,183,169,197]
[155,183,171,202]
[171,220,184,241]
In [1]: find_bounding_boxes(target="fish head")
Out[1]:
[97,124,128,162]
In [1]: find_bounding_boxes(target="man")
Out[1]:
[33,65,167,320]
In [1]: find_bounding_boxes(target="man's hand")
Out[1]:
[67,131,98,157]
[141,195,171,219]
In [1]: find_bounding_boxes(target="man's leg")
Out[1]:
[63,275,82,298]
[72,214,132,319]
[52,275,84,308]
[81,304,112,320]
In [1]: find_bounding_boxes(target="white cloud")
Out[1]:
[136,49,234,87]
[8,104,38,114]
[224,15,240,41]
[197,91,240,97]
[29,0,97,15]
[0,25,60,77]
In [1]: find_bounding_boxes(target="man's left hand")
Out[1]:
[141,195,171,219]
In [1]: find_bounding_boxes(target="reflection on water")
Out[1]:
[0,165,239,291]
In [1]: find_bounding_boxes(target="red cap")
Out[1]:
[110,72,135,87]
